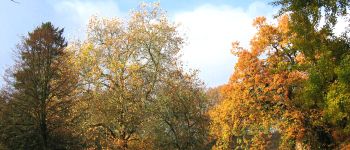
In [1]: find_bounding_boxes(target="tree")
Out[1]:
[148,70,210,150]
[206,85,224,108]
[72,3,185,149]
[273,0,350,148]
[0,90,8,149]
[0,22,81,149]
[209,16,309,149]
[209,0,350,148]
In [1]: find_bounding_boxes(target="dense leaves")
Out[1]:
[1,1,350,149]
[0,22,82,149]
[209,0,350,149]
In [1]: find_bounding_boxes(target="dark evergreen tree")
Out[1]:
[0,22,81,150]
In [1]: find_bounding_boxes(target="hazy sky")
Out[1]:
[0,0,278,87]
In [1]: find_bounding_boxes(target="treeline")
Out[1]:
[0,1,349,150]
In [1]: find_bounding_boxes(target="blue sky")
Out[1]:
[0,0,277,87]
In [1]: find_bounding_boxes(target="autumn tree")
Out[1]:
[71,3,189,149]
[273,0,350,148]
[147,70,210,150]
[209,16,310,149]
[210,0,349,149]
[206,85,224,108]
[0,22,81,149]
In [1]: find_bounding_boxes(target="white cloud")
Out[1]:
[53,0,123,39]
[174,2,277,87]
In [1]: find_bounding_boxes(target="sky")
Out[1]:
[0,0,278,87]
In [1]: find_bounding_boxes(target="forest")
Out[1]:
[0,0,349,149]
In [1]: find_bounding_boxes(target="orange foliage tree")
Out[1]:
[209,16,311,149]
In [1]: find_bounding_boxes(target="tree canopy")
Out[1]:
[1,1,349,150]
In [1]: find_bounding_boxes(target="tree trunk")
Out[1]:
[122,139,128,150]
[40,104,48,150]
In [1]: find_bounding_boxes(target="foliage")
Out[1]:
[210,0,349,149]
[1,1,349,149]
[148,70,210,150]
[69,3,209,149]
[0,22,82,149]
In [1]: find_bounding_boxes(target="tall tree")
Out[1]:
[72,3,185,149]
[210,0,349,148]
[273,0,350,148]
[209,16,308,149]
[0,22,81,149]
